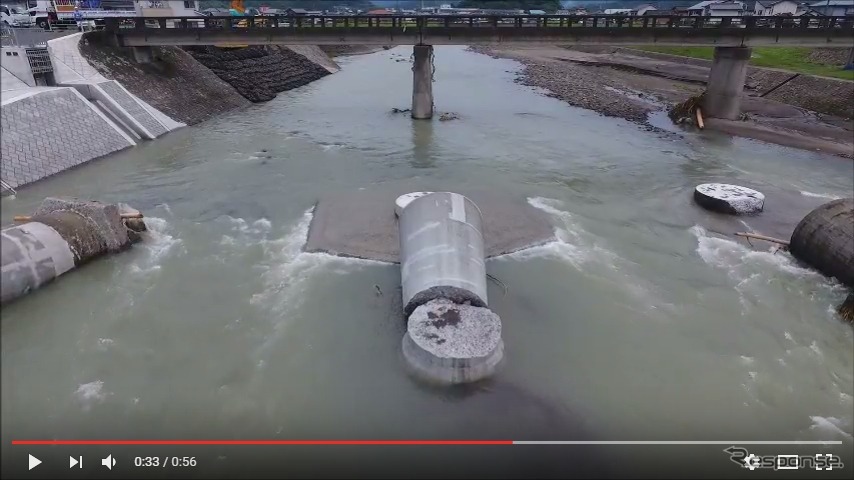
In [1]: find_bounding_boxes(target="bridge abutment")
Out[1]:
[703,46,751,120]
[411,45,434,120]
[131,46,154,64]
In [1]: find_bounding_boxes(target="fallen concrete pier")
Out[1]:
[398,192,505,385]
[1,198,146,305]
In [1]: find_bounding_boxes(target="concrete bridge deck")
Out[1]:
[106,15,854,48]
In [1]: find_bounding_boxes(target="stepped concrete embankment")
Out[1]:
[78,31,250,125]
[1,31,341,193]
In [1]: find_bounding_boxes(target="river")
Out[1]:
[1,46,853,478]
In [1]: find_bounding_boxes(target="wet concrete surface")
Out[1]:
[305,189,556,263]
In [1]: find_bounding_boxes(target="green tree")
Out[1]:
[456,0,562,11]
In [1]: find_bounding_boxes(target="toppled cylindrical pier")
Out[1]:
[1,197,145,305]
[399,192,488,317]
[398,192,503,385]
[789,198,854,289]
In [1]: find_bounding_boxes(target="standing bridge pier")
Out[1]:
[412,45,433,120]
[105,14,854,121]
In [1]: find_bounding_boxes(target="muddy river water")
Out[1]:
[1,46,852,478]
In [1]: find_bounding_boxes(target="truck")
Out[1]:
[26,0,135,30]
[1,4,36,26]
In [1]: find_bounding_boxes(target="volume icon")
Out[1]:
[101,454,116,470]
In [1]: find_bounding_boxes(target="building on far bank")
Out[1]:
[635,4,658,15]
[688,1,746,16]
[808,0,854,16]
[603,8,634,14]
[754,0,800,15]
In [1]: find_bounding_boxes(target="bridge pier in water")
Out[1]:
[703,46,752,120]
[411,45,434,120]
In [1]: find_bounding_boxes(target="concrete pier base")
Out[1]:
[703,46,751,120]
[402,298,504,385]
[305,189,555,263]
[411,45,434,120]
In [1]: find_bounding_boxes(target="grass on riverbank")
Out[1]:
[634,46,854,81]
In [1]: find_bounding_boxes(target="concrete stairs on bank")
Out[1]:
[0,33,186,193]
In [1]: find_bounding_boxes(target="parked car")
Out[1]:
[1,4,35,27]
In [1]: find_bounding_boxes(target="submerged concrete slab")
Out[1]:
[305,189,556,263]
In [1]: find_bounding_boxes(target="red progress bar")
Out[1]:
[13,440,513,446]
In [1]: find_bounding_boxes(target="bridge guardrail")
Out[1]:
[104,14,854,33]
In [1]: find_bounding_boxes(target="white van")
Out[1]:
[1,4,35,27]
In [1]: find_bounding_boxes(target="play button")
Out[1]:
[28,454,41,470]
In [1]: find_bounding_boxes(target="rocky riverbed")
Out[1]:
[470,46,656,124]
[469,45,854,158]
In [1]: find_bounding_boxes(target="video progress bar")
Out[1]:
[12,440,844,446]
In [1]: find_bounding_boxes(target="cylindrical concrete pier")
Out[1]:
[789,198,854,289]
[411,44,434,120]
[1,222,76,304]
[397,192,503,385]
[398,192,488,316]
[1,197,144,305]
[703,46,751,120]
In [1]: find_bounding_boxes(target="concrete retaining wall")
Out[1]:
[1,63,29,90]
[185,45,337,102]
[0,87,136,189]
[2,47,37,86]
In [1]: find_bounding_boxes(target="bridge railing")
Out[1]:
[104,15,854,33]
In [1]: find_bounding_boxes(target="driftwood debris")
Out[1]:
[838,293,854,323]
[668,93,705,127]
[695,107,705,130]
[734,232,790,246]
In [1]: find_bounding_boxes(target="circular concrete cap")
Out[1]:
[394,192,434,217]
[694,183,765,215]
[402,298,503,385]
